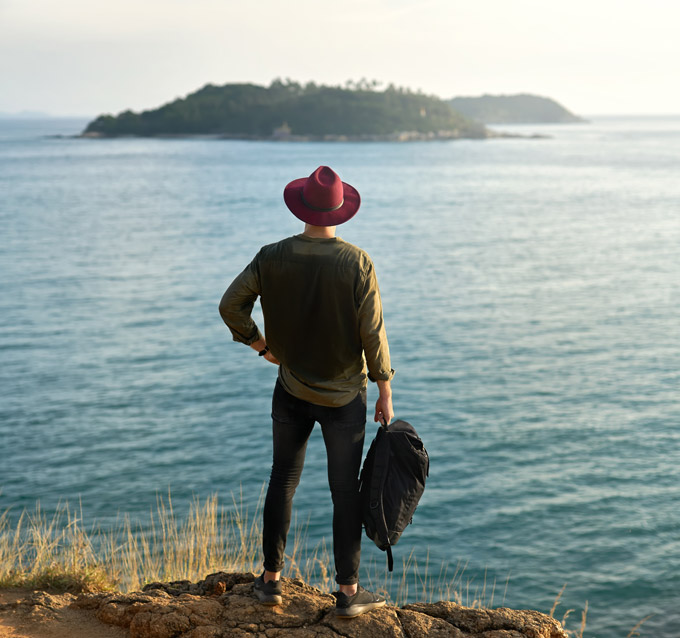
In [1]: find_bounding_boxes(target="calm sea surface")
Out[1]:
[1,116,679,637]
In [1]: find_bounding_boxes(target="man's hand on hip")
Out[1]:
[263,350,280,365]
[250,338,280,366]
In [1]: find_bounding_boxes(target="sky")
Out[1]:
[1,0,679,117]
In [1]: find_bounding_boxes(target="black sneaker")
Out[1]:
[334,586,386,617]
[253,573,282,605]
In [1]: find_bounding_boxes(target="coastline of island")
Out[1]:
[78,128,549,142]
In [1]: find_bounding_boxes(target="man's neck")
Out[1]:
[302,223,337,239]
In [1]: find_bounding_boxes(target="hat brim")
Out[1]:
[283,178,361,226]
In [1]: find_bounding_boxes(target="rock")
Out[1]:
[143,572,255,597]
[94,594,160,628]
[0,590,72,622]
[0,588,126,638]
[322,606,405,637]
[70,572,567,638]
[403,602,566,638]
[398,608,465,637]
[129,607,193,638]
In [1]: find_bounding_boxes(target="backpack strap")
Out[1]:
[368,427,393,563]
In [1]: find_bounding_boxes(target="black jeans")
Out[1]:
[263,380,367,585]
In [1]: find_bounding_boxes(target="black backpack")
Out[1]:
[359,419,429,571]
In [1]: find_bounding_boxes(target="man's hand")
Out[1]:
[374,379,394,424]
[251,338,280,366]
[263,350,280,365]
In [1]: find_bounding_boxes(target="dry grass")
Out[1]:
[1,492,600,635]
[0,492,496,605]
[550,584,592,638]
[0,503,115,592]
[626,614,654,638]
[0,491,266,593]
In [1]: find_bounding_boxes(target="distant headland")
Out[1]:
[81,80,581,140]
[448,94,586,124]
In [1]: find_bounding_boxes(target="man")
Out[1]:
[219,166,394,618]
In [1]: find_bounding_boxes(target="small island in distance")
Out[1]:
[449,93,586,124]
[82,79,583,140]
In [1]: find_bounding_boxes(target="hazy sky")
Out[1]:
[2,0,679,116]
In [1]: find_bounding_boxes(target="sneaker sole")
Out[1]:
[254,589,282,605]
[334,599,386,618]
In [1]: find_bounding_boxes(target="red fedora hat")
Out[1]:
[283,166,361,226]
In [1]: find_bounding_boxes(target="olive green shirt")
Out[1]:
[219,234,394,407]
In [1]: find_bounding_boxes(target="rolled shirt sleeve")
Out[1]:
[357,261,395,382]
[219,256,264,346]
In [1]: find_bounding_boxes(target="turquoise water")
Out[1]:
[1,116,679,637]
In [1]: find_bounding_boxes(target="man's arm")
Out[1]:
[219,258,263,344]
[357,261,395,422]
[219,261,280,366]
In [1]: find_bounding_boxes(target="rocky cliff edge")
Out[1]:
[60,571,568,638]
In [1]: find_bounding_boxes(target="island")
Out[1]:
[448,94,586,124]
[82,79,490,140]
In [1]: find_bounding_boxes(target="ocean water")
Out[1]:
[1,116,679,637]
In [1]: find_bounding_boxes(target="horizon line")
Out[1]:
[3,111,680,120]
